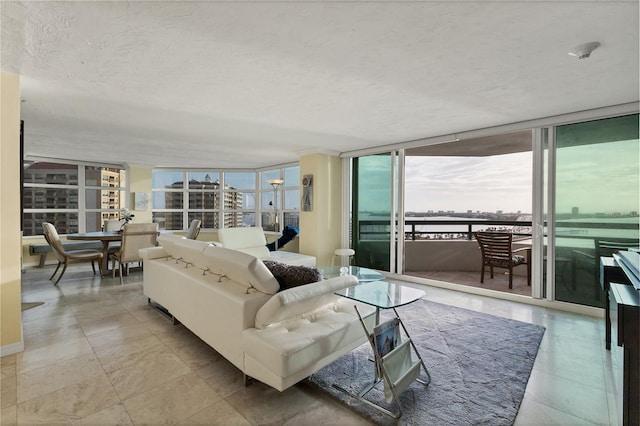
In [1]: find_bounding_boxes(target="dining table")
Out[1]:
[66,231,122,273]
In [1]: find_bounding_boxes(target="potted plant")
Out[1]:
[120,208,135,231]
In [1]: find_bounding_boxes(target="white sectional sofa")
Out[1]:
[216,226,317,267]
[139,234,374,391]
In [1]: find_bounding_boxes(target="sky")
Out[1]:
[361,138,639,215]
[404,152,533,213]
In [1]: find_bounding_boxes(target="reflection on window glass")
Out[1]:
[224,212,255,228]
[151,167,296,230]
[23,161,127,235]
[284,166,300,187]
[555,114,639,308]
[187,172,220,188]
[261,170,280,189]
[188,211,219,229]
[85,189,125,210]
[283,212,299,230]
[152,171,184,189]
[152,212,183,230]
[85,166,124,188]
[225,172,255,189]
[153,191,183,209]
[284,189,300,210]
[24,162,78,185]
[22,213,79,236]
[188,192,218,209]
[224,191,252,210]
[23,188,78,209]
[262,191,275,209]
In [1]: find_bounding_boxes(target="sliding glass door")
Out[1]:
[554,114,639,307]
[352,154,396,272]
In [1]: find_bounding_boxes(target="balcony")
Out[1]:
[357,218,639,305]
[401,219,532,296]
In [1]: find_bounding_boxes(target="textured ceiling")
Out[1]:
[2,1,638,169]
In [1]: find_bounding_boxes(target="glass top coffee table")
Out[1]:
[332,280,429,418]
[317,266,384,283]
[334,280,425,324]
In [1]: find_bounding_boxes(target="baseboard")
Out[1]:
[0,332,24,357]
[386,272,604,318]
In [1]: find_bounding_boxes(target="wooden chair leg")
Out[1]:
[119,263,124,285]
[480,264,485,283]
[49,262,62,280]
[490,266,494,279]
[54,263,68,286]
[508,266,513,289]
[91,261,96,275]
[112,258,117,279]
[97,259,103,278]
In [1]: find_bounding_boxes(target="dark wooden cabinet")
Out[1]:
[602,254,639,426]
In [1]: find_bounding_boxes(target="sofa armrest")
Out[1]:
[139,246,169,260]
[254,275,358,329]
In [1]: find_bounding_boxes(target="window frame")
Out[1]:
[152,164,300,231]
[22,158,129,236]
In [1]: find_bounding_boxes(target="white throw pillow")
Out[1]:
[157,234,187,257]
[254,275,358,329]
[173,239,214,271]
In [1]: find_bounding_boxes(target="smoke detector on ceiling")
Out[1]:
[568,42,600,59]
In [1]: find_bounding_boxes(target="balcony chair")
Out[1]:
[110,223,159,284]
[186,219,201,240]
[42,222,103,286]
[474,231,530,289]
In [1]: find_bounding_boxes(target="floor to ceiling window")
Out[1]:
[401,131,534,296]
[346,110,638,308]
[554,113,639,307]
[151,166,299,231]
[23,161,127,235]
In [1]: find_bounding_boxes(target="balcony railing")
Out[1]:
[358,219,533,241]
[358,219,638,242]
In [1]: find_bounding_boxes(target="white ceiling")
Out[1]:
[2,1,638,169]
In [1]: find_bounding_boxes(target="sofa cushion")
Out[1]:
[217,227,266,248]
[157,233,187,257]
[263,261,321,291]
[216,227,270,258]
[204,246,279,295]
[173,239,215,271]
[266,251,317,267]
[254,275,358,329]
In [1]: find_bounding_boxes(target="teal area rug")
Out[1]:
[307,299,545,425]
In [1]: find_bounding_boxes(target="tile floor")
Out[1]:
[1,265,620,425]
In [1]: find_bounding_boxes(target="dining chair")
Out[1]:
[103,219,124,255]
[110,222,159,284]
[186,219,201,240]
[474,231,530,289]
[103,219,125,231]
[42,222,103,285]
